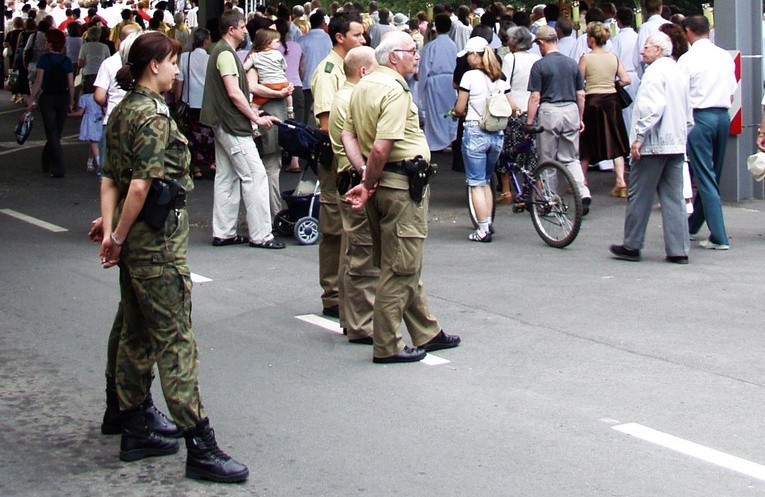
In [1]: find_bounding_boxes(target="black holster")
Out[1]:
[403,156,436,204]
[314,133,334,170]
[138,178,183,229]
[336,168,362,196]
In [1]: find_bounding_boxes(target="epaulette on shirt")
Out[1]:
[396,79,410,92]
[324,61,334,73]
[156,99,171,117]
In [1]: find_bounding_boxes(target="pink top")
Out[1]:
[279,40,303,87]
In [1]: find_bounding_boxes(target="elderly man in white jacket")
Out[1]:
[610,32,694,264]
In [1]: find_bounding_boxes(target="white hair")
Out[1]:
[647,32,672,58]
[375,31,411,65]
[119,31,144,65]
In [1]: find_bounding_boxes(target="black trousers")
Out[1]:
[39,92,69,176]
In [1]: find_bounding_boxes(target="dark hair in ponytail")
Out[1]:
[115,31,181,91]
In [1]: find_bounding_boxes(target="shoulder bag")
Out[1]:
[614,54,632,109]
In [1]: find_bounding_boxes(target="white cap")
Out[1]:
[457,36,489,57]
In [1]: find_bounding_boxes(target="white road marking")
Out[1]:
[295,314,450,365]
[296,314,343,334]
[613,422,765,481]
[0,134,79,155]
[0,208,68,232]
[190,273,212,283]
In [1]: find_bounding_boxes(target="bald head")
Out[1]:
[344,46,377,84]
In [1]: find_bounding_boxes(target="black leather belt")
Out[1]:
[383,161,408,175]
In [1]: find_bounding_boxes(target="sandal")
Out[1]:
[193,167,203,179]
[496,192,513,205]
[249,238,286,249]
[468,230,492,243]
[609,186,627,198]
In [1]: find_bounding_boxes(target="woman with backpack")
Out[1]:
[26,29,74,178]
[451,36,519,243]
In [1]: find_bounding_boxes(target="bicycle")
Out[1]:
[490,124,583,248]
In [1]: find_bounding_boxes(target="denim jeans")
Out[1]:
[461,122,502,186]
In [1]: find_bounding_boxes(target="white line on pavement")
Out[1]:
[0,134,79,155]
[0,208,68,232]
[295,314,450,365]
[613,422,765,481]
[190,273,212,283]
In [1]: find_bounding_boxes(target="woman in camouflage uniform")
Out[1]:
[98,31,248,484]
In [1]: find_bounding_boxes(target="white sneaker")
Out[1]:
[699,239,729,250]
[86,158,95,172]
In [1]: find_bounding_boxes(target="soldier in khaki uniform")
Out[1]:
[99,31,248,483]
[309,11,365,320]
[342,31,461,363]
[328,46,378,344]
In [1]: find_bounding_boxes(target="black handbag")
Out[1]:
[616,83,632,109]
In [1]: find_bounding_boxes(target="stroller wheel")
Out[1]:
[273,209,293,236]
[294,216,319,245]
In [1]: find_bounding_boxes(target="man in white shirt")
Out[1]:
[678,15,736,250]
[529,4,545,34]
[634,0,669,77]
[175,27,210,110]
[555,16,576,61]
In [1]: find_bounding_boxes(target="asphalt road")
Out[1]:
[2,96,765,497]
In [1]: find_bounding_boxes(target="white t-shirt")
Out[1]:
[501,51,541,112]
[93,52,125,125]
[459,69,510,122]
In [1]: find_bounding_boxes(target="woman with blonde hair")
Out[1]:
[578,21,631,197]
[452,36,519,242]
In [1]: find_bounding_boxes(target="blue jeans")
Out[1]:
[461,122,502,186]
[687,108,729,245]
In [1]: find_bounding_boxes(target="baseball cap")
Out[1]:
[457,36,489,57]
[535,25,557,42]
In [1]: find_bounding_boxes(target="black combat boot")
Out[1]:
[101,377,122,435]
[119,408,180,462]
[184,418,249,483]
[142,391,181,438]
[101,378,180,438]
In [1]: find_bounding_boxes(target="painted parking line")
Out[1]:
[0,208,68,232]
[190,273,212,283]
[296,314,450,365]
[613,422,765,481]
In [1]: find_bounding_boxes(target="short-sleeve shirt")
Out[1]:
[310,49,345,123]
[345,65,430,165]
[328,81,355,173]
[78,41,111,76]
[94,52,126,125]
[104,86,192,195]
[459,70,511,121]
[216,50,239,78]
[527,51,584,103]
[36,52,73,94]
[245,49,287,84]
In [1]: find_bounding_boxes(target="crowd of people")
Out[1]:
[2,0,745,485]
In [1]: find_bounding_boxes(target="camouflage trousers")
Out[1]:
[114,209,204,431]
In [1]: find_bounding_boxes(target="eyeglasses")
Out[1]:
[642,44,658,49]
[394,48,419,56]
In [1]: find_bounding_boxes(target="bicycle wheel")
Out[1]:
[529,160,582,248]
[466,174,497,229]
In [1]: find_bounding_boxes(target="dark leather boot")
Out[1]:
[142,391,181,438]
[119,408,180,462]
[184,418,249,483]
[101,377,122,435]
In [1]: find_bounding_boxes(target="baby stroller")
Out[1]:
[272,120,329,245]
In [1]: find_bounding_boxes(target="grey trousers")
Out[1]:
[536,101,590,199]
[623,153,690,257]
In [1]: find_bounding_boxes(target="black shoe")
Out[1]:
[212,236,249,246]
[665,255,689,264]
[609,244,641,262]
[119,409,179,462]
[101,378,122,435]
[468,230,492,242]
[185,418,249,483]
[348,336,373,345]
[249,238,285,249]
[322,305,339,318]
[582,197,591,216]
[421,330,461,352]
[373,345,427,364]
[143,392,181,438]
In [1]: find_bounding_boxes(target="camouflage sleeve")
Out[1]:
[131,114,170,180]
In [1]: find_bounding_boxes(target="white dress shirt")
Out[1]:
[677,38,736,110]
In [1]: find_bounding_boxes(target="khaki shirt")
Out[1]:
[310,49,345,123]
[328,81,355,173]
[345,65,430,165]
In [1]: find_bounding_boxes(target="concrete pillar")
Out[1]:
[715,1,764,200]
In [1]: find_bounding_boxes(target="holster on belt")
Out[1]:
[137,178,183,229]
[402,155,436,204]
[336,168,362,196]
[314,132,334,170]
